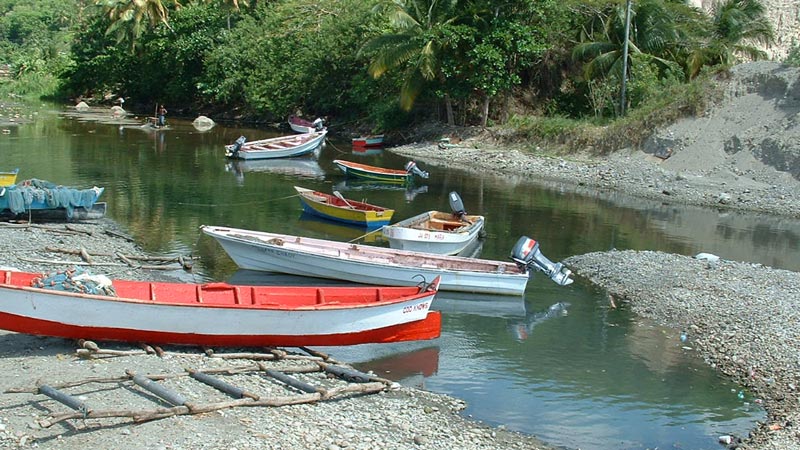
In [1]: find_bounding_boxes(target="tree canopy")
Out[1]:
[0,0,776,128]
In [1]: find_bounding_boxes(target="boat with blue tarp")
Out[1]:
[0,179,105,220]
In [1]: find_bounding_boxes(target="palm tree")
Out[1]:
[360,0,463,125]
[96,0,180,51]
[572,0,688,82]
[686,0,773,79]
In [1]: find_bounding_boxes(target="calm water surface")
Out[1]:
[2,105,798,449]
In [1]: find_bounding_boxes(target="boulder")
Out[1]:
[193,115,215,131]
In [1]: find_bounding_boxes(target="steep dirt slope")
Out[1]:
[643,61,800,187]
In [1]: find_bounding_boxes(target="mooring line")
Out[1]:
[177,193,300,207]
[348,226,385,243]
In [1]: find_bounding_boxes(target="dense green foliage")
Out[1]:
[0,0,781,149]
[0,0,86,97]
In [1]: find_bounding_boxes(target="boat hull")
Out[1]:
[0,270,440,346]
[225,130,326,160]
[295,186,394,228]
[202,226,530,295]
[0,169,19,187]
[288,116,320,133]
[333,160,411,184]
[0,184,104,217]
[0,202,107,222]
[382,211,485,255]
[352,135,384,147]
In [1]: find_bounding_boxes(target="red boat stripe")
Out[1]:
[0,312,441,347]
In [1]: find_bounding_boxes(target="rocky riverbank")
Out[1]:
[391,140,800,449]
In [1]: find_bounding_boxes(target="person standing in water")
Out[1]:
[158,104,167,127]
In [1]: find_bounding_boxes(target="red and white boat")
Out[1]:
[0,269,442,347]
[352,134,384,148]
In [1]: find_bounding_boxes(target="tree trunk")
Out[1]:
[480,95,490,128]
[444,94,455,126]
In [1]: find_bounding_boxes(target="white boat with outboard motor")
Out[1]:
[201,225,573,295]
[382,191,485,255]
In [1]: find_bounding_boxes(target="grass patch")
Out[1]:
[496,74,722,155]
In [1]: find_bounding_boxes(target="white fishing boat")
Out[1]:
[382,192,485,255]
[225,130,327,160]
[201,225,573,295]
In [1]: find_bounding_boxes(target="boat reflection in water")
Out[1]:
[296,212,386,244]
[432,291,526,319]
[348,345,439,388]
[509,301,571,342]
[225,157,325,185]
[332,179,428,202]
[351,145,383,156]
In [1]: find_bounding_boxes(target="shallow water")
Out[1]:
[2,105,796,449]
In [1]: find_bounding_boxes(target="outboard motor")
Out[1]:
[312,117,324,131]
[448,191,466,221]
[510,236,574,286]
[404,161,429,179]
[231,136,247,155]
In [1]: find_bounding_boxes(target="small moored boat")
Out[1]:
[333,159,428,184]
[0,168,19,187]
[201,225,574,295]
[225,130,327,160]
[295,186,394,229]
[0,179,104,220]
[382,192,485,255]
[288,116,324,133]
[352,135,384,148]
[0,268,442,347]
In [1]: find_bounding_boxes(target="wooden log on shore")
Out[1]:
[37,382,387,427]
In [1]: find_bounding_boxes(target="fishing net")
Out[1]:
[31,267,117,296]
[3,179,101,217]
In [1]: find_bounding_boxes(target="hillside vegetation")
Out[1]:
[0,0,797,153]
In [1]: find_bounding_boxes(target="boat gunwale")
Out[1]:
[0,270,435,311]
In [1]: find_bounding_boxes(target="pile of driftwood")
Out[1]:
[2,222,195,271]
[7,341,393,428]
[22,246,196,271]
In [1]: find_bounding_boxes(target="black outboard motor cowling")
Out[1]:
[448,191,466,220]
[232,136,247,153]
[404,161,429,179]
[511,236,573,286]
